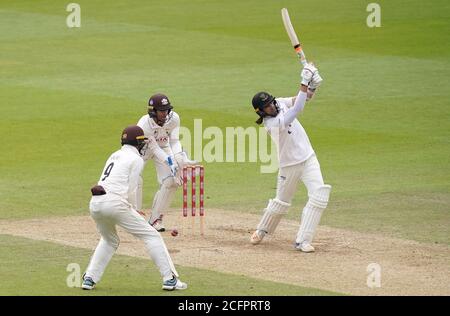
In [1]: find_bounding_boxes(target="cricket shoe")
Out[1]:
[250,230,266,245]
[162,277,188,291]
[295,242,315,253]
[82,276,96,290]
[150,219,166,232]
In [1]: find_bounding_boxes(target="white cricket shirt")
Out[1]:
[263,97,315,168]
[92,145,144,209]
[137,111,182,162]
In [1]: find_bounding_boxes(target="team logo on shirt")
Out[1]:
[156,136,169,142]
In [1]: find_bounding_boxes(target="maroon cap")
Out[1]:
[121,125,146,146]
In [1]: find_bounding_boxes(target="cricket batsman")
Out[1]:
[137,93,196,232]
[250,63,332,252]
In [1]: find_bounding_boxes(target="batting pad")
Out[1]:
[149,177,178,224]
[296,185,332,245]
[257,198,291,234]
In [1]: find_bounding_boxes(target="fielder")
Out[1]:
[250,63,331,252]
[137,93,196,232]
[82,125,187,291]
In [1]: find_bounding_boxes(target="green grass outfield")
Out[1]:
[0,0,449,295]
[0,235,338,296]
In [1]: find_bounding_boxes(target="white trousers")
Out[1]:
[147,155,181,224]
[85,198,178,283]
[276,154,324,203]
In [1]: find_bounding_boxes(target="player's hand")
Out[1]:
[300,62,317,86]
[301,63,322,89]
[309,71,323,90]
[166,156,177,177]
[167,156,183,185]
[174,151,197,168]
[174,172,183,186]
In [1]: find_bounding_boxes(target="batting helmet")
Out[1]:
[148,93,173,114]
[148,93,173,126]
[252,91,276,124]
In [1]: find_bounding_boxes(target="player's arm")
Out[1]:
[282,63,322,127]
[136,117,166,163]
[141,134,168,163]
[144,136,178,182]
[281,63,322,109]
[277,97,296,109]
[287,89,318,106]
[282,86,308,126]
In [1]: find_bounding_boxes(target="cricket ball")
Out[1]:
[171,229,179,237]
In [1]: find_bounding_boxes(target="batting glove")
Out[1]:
[300,62,318,86]
[309,71,323,90]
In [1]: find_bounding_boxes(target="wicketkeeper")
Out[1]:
[250,63,332,252]
[137,93,196,232]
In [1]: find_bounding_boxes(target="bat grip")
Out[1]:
[298,53,307,66]
[294,45,307,66]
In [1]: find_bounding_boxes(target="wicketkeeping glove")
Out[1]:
[166,156,182,186]
[166,156,177,176]
[174,151,197,168]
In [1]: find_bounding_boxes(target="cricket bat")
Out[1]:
[281,8,307,66]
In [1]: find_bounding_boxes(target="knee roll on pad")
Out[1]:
[257,198,291,234]
[308,185,332,209]
[267,198,290,215]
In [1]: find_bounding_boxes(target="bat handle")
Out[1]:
[294,45,307,66]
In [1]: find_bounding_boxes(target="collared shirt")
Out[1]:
[137,111,182,162]
[93,145,144,209]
